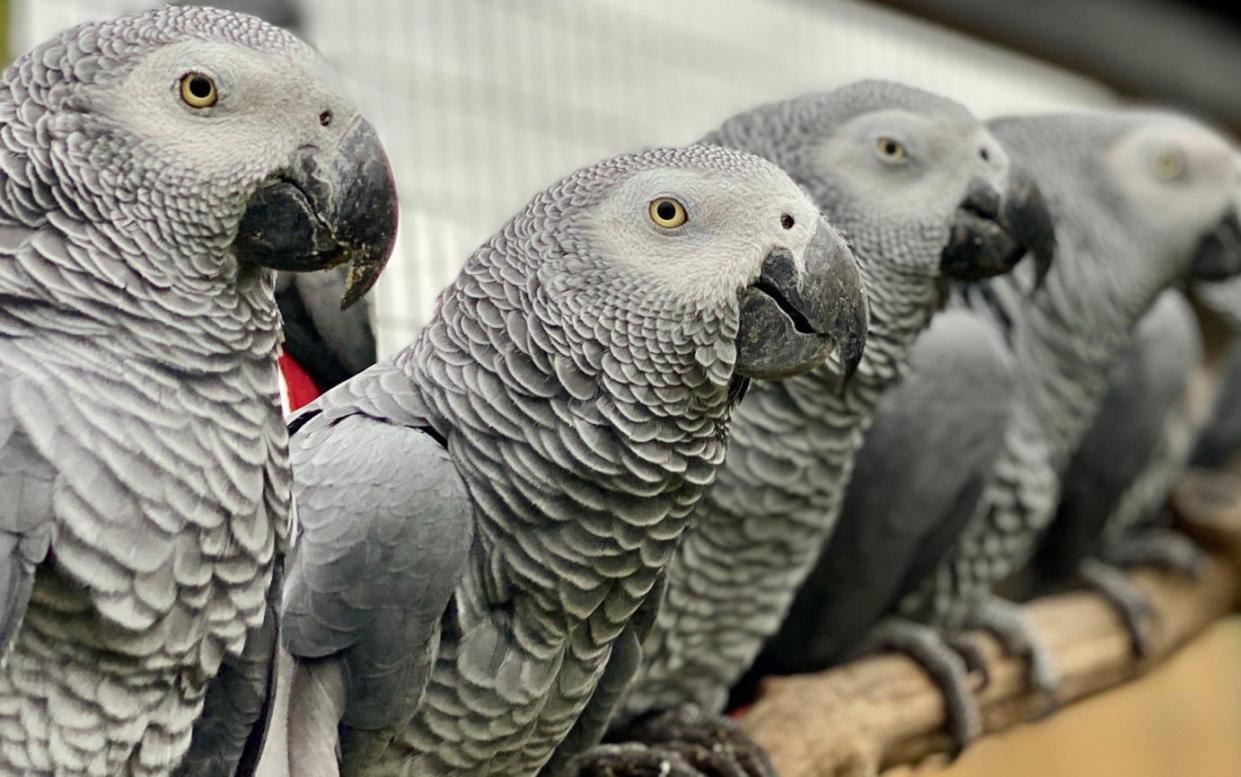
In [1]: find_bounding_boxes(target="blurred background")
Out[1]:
[2,2,1240,774]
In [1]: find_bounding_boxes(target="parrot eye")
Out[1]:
[179,73,218,109]
[1150,147,1187,181]
[649,197,688,229]
[874,136,908,164]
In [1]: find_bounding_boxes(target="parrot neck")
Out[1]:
[852,260,947,386]
[1009,241,1170,467]
[398,254,740,639]
[776,257,944,416]
[0,216,284,368]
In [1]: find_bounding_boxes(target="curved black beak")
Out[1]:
[1190,210,1241,282]
[735,220,868,382]
[233,116,399,309]
[940,171,1056,293]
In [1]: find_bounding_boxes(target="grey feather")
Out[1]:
[0,381,55,654]
[282,365,473,736]
[1031,290,1202,584]
[174,566,283,777]
[745,308,1013,680]
[537,575,666,777]
[177,0,302,31]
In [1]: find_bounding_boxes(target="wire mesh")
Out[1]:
[9,0,1118,354]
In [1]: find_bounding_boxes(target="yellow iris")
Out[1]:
[874,136,907,163]
[180,73,218,109]
[649,197,688,229]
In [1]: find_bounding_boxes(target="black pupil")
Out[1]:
[189,77,212,99]
[885,141,898,155]
[657,201,677,221]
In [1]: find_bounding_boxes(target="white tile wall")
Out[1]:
[11,0,1119,355]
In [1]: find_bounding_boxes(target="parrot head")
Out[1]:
[1000,112,1241,293]
[11,6,396,308]
[541,146,869,384]
[1100,112,1241,285]
[707,81,1056,294]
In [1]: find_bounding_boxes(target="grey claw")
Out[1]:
[1078,558,1156,659]
[946,632,992,690]
[866,618,983,752]
[1103,528,1208,580]
[609,706,776,777]
[966,597,1060,714]
[570,743,699,777]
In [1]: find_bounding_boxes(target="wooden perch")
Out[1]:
[737,468,1241,777]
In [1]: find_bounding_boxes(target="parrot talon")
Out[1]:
[966,597,1060,714]
[1078,558,1157,659]
[569,742,756,777]
[864,618,983,751]
[569,743,699,777]
[1102,528,1209,580]
[945,633,992,690]
[599,706,777,777]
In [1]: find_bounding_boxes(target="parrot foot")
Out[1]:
[944,633,992,690]
[579,705,776,777]
[866,618,983,753]
[1102,528,1208,579]
[569,743,711,777]
[1078,558,1156,658]
[965,597,1059,715]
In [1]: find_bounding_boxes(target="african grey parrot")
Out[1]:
[176,0,379,394]
[258,144,869,777]
[1027,246,1241,651]
[566,80,1054,776]
[1033,163,1241,619]
[1025,289,1215,650]
[749,110,1241,746]
[0,7,396,776]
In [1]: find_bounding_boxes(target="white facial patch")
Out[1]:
[582,164,822,305]
[100,39,352,184]
[1107,117,1238,240]
[814,108,1008,221]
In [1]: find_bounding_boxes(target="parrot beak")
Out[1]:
[232,116,399,310]
[1189,209,1241,282]
[735,219,868,383]
[940,171,1056,294]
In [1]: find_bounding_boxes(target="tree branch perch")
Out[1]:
[737,469,1241,777]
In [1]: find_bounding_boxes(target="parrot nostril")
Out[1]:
[781,213,795,230]
[319,110,333,127]
[979,147,991,162]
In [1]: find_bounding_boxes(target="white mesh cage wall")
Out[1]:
[9,0,1118,356]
